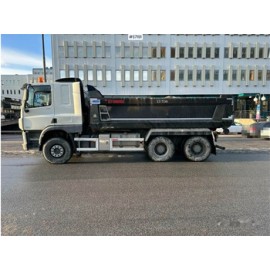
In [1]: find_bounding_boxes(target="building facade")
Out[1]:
[51,35,269,93]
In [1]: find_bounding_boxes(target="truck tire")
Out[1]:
[147,136,175,162]
[43,137,72,164]
[183,136,211,162]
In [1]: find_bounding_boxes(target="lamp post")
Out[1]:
[253,94,266,122]
[42,34,47,82]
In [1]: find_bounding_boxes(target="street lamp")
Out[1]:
[42,34,47,82]
[253,94,267,121]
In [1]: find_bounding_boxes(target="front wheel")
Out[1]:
[43,137,72,164]
[183,136,211,162]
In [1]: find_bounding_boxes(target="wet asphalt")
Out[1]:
[1,135,270,236]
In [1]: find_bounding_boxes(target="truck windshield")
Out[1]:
[26,85,51,108]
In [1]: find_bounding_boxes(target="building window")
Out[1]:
[88,70,93,81]
[179,70,184,81]
[69,69,75,77]
[232,70,237,81]
[242,48,246,58]
[60,70,65,78]
[188,47,193,58]
[249,70,255,81]
[97,70,102,81]
[223,70,228,81]
[179,47,185,58]
[215,48,219,58]
[134,47,139,58]
[18,90,21,95]
[151,48,157,58]
[78,46,83,57]
[267,70,270,80]
[96,46,102,58]
[106,71,112,81]
[7,90,9,94]
[68,46,74,57]
[233,48,238,58]
[171,47,176,58]
[258,70,263,81]
[143,47,148,58]
[87,47,93,57]
[206,48,211,58]
[224,48,229,58]
[205,70,210,81]
[134,71,139,81]
[106,46,111,58]
[170,70,175,81]
[125,70,130,81]
[151,70,157,81]
[116,70,121,81]
[125,47,130,58]
[2,90,4,95]
[197,47,202,58]
[161,47,166,58]
[250,48,255,58]
[188,70,193,81]
[241,70,246,81]
[142,71,148,81]
[197,70,202,81]
[214,70,219,81]
[259,48,264,58]
[160,70,166,81]
[78,70,84,81]
[116,47,121,57]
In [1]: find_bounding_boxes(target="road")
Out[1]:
[1,135,270,236]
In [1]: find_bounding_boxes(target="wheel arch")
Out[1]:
[39,126,76,152]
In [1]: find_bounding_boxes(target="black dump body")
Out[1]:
[86,85,233,133]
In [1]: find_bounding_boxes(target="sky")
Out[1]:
[1,34,52,75]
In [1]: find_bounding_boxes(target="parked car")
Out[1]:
[216,122,242,135]
[247,122,268,138]
[260,122,270,139]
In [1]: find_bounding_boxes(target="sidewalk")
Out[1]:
[217,135,270,152]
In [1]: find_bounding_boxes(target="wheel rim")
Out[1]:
[155,143,167,155]
[50,145,65,158]
[192,143,203,154]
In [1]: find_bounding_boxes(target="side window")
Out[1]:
[33,91,51,107]
[26,85,51,108]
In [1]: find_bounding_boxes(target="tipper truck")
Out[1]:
[18,78,233,164]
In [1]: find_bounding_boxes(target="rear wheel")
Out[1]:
[43,137,72,164]
[183,136,211,162]
[147,136,175,162]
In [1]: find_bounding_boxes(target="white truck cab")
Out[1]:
[19,81,83,152]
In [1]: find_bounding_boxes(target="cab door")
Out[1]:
[22,84,55,131]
